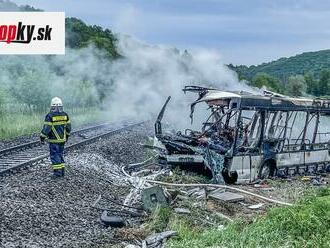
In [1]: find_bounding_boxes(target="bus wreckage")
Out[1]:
[153,86,330,184]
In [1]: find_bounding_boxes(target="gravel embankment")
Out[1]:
[0,123,153,248]
[0,133,39,151]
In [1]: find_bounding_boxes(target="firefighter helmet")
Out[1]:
[51,97,63,107]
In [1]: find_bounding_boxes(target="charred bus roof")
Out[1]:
[184,85,330,113]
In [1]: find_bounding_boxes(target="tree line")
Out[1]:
[240,70,330,97]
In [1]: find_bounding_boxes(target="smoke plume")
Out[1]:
[0,22,251,130]
[107,35,250,128]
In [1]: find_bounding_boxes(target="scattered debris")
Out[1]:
[174,207,191,214]
[248,203,264,209]
[253,179,271,188]
[92,194,102,208]
[217,225,225,230]
[214,212,234,222]
[125,245,140,248]
[100,211,126,228]
[78,133,89,139]
[146,180,293,206]
[1,119,329,248]
[144,231,177,247]
[187,187,206,199]
[142,186,168,212]
[209,190,245,203]
[312,178,322,186]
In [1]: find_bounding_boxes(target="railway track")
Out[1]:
[0,121,145,175]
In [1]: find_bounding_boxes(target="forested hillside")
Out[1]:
[231,50,330,81]
[230,50,330,97]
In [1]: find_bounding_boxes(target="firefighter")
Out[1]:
[40,97,71,177]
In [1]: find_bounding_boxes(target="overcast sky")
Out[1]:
[14,0,330,65]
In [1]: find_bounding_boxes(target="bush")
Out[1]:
[286,75,307,96]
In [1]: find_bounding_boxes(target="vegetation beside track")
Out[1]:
[139,170,330,248]
[165,188,330,248]
[0,107,109,139]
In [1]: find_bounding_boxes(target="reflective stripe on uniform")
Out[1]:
[52,116,68,122]
[51,126,61,140]
[52,163,65,170]
[48,138,66,143]
[44,121,69,126]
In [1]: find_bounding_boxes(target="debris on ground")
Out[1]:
[208,190,245,203]
[1,120,329,248]
[100,211,126,228]
[144,230,177,247]
[142,186,169,212]
[174,208,191,214]
[247,203,264,209]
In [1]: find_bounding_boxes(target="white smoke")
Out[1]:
[0,1,254,131]
[0,32,252,131]
[107,35,251,129]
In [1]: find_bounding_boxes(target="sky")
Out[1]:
[13,0,330,65]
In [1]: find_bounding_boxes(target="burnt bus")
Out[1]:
[153,86,330,184]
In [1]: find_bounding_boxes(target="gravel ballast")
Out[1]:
[0,123,153,248]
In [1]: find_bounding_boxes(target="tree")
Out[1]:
[304,73,318,96]
[286,75,306,97]
[318,69,330,96]
[10,69,52,110]
[56,79,100,108]
[65,18,120,59]
[251,73,282,92]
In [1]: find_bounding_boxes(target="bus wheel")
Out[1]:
[259,159,276,179]
[222,169,238,184]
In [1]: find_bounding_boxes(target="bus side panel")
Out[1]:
[277,150,330,168]
[230,155,263,182]
[304,150,330,164]
[276,152,302,167]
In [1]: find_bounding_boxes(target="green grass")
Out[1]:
[167,188,330,248]
[158,167,211,184]
[0,107,109,139]
[147,206,173,233]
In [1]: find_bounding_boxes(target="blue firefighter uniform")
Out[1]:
[40,111,71,177]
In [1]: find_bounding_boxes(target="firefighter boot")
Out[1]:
[61,168,65,177]
[53,169,62,178]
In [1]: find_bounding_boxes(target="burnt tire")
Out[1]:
[100,211,125,228]
[259,160,276,179]
[326,164,330,173]
[222,169,238,184]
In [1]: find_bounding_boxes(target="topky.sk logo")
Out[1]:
[0,22,52,44]
[0,12,65,54]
